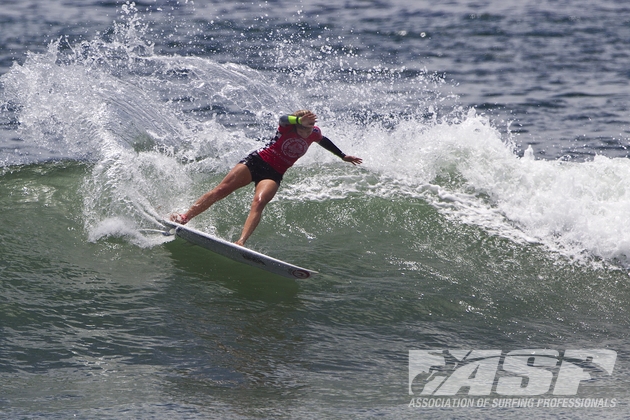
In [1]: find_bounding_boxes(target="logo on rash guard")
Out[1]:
[281,138,309,159]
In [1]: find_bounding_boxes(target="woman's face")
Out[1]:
[296,124,314,138]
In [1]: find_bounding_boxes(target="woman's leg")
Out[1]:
[181,163,253,221]
[235,179,279,246]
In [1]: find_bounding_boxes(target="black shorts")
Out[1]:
[239,152,284,185]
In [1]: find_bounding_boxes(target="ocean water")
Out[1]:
[2,0,630,418]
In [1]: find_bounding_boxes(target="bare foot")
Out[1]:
[170,213,189,224]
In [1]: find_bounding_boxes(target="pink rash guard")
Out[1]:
[257,124,323,174]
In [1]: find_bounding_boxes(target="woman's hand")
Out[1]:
[343,155,363,165]
[298,112,317,128]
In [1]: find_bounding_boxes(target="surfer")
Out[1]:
[170,110,362,246]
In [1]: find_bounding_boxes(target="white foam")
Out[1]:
[88,217,172,248]
[3,6,630,268]
[324,109,630,267]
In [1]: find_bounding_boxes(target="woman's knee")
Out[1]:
[251,195,271,212]
[213,183,235,200]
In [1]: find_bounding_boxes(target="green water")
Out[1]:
[1,162,628,418]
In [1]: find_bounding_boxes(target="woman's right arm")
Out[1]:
[279,112,317,127]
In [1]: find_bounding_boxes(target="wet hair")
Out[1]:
[292,110,312,118]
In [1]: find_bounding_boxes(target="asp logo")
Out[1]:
[409,349,617,396]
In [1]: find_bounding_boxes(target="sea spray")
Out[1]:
[2,4,630,268]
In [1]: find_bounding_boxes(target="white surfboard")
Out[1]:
[161,219,317,279]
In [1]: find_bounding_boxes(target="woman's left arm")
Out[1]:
[319,136,362,165]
